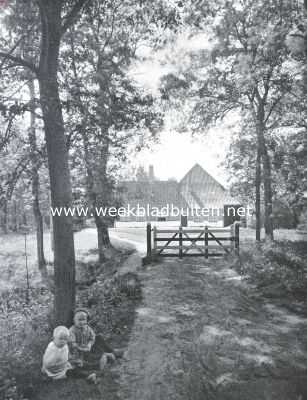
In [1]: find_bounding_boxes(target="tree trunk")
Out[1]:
[303,1,307,193]
[95,60,112,250]
[93,142,112,259]
[256,122,274,241]
[28,79,47,275]
[22,211,27,226]
[12,199,18,232]
[97,139,111,249]
[255,144,261,241]
[261,144,274,241]
[99,219,110,247]
[83,137,108,262]
[81,132,110,262]
[94,213,110,263]
[255,104,274,241]
[304,0,307,88]
[0,201,8,234]
[38,1,75,325]
[70,33,111,260]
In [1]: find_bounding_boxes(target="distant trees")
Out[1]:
[0,118,34,233]
[3,0,304,329]
[0,0,90,325]
[0,0,175,324]
[62,0,164,261]
[161,0,306,241]
[28,78,46,274]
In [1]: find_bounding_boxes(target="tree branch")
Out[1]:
[262,66,274,104]
[0,115,15,151]
[4,155,31,201]
[0,51,38,74]
[61,0,90,35]
[99,2,119,58]
[0,21,37,71]
[264,95,283,125]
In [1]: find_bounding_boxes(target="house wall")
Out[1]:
[117,164,240,226]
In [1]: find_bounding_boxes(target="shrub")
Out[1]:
[0,288,53,399]
[232,241,307,301]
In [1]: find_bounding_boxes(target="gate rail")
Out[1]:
[146,223,239,260]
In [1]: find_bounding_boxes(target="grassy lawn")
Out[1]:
[0,226,305,295]
[240,227,307,243]
[0,228,136,294]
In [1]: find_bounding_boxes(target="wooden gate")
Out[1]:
[146,223,239,260]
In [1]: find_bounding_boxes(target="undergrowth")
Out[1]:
[231,241,307,303]
[0,288,53,399]
[0,248,141,400]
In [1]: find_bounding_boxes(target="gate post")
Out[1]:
[230,223,234,251]
[153,226,157,255]
[205,225,208,259]
[179,225,183,259]
[234,221,240,253]
[146,222,152,259]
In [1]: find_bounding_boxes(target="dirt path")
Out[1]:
[116,257,307,400]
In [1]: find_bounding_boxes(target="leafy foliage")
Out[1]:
[233,241,307,301]
[159,0,307,236]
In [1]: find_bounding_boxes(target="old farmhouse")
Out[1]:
[118,164,241,226]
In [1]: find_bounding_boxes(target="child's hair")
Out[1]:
[74,307,90,320]
[53,325,69,338]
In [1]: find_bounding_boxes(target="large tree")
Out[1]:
[161,0,301,240]
[0,0,89,325]
[61,0,166,261]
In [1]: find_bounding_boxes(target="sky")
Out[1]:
[134,128,231,186]
[128,30,232,187]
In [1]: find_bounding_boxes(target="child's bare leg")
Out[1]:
[99,354,108,371]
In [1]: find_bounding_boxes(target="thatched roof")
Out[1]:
[119,164,239,210]
[119,180,188,208]
[179,164,239,208]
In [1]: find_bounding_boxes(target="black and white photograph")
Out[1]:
[0,0,307,399]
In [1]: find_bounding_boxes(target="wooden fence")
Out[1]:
[146,222,239,260]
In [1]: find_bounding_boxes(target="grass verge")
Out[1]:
[231,240,307,307]
[0,246,142,400]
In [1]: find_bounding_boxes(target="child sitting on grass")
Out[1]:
[41,326,72,380]
[68,308,118,371]
[41,309,123,384]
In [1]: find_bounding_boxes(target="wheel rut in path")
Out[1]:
[116,258,307,400]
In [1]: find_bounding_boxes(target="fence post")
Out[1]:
[179,225,183,259]
[153,226,157,255]
[205,225,208,259]
[146,222,152,259]
[234,222,240,253]
[230,223,234,251]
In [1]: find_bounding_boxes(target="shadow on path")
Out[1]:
[117,257,307,400]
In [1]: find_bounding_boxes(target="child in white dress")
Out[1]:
[42,326,72,380]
